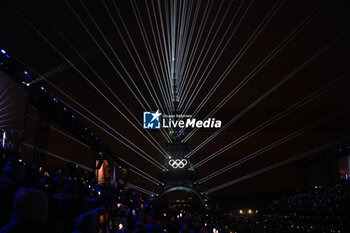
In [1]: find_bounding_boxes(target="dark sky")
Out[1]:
[0,0,350,196]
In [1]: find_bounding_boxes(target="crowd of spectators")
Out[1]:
[263,184,350,217]
[0,154,220,233]
[223,185,350,233]
[1,152,349,233]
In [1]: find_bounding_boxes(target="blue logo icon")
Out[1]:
[143,110,161,129]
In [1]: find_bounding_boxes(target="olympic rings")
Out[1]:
[169,159,188,169]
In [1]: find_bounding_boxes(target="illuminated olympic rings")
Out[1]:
[169,159,188,169]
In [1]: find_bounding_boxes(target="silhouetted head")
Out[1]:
[75,211,99,233]
[2,160,25,184]
[11,188,48,226]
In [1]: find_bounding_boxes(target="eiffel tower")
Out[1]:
[153,1,208,205]
[153,101,209,205]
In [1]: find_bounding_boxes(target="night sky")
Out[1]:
[0,0,350,196]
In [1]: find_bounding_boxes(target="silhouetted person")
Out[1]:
[0,160,26,227]
[73,207,104,233]
[0,160,25,185]
[73,211,98,233]
[0,188,48,233]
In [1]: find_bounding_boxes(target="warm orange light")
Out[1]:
[99,214,104,223]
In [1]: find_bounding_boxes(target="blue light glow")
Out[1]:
[53,98,58,103]
[72,115,75,119]
[24,71,28,75]
[1,49,6,54]
[63,107,67,111]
